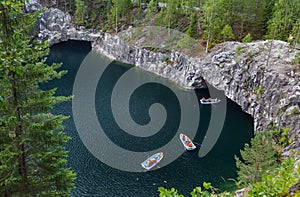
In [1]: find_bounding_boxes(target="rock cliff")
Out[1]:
[35,2,300,153]
[92,33,300,153]
[28,1,102,45]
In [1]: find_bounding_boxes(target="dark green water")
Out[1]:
[46,41,253,196]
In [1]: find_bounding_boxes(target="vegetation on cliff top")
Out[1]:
[41,0,300,51]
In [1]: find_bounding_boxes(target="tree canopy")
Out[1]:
[0,1,75,196]
[41,0,300,51]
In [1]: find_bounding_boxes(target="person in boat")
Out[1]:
[149,158,157,166]
[185,140,192,146]
[208,98,212,102]
[201,97,207,102]
[184,135,188,141]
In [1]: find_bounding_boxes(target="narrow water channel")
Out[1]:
[45,41,253,196]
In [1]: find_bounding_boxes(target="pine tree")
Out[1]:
[74,0,86,25]
[242,33,252,43]
[0,1,76,196]
[186,12,198,39]
[266,0,300,41]
[235,131,278,186]
[108,0,133,32]
[290,18,300,45]
[221,24,234,41]
[202,0,226,52]
[146,0,159,18]
[164,0,178,31]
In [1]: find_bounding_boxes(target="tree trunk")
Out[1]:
[11,71,28,191]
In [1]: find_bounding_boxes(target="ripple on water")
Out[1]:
[45,41,254,197]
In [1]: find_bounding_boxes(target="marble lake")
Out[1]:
[45,41,253,197]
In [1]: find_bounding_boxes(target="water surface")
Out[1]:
[46,41,253,196]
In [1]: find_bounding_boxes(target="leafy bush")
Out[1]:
[248,157,300,196]
[190,182,231,197]
[242,33,252,43]
[158,187,184,197]
[158,182,232,197]
[235,46,245,55]
[272,128,291,148]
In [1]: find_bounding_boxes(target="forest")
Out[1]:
[0,0,299,196]
[41,0,300,51]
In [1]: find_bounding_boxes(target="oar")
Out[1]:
[193,141,202,147]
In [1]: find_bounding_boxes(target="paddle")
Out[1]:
[193,141,202,147]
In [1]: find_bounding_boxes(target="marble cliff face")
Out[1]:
[32,1,300,154]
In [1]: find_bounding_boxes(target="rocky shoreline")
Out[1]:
[92,32,300,155]
[30,1,300,154]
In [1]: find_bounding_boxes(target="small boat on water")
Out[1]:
[180,133,196,150]
[200,97,221,104]
[141,152,164,170]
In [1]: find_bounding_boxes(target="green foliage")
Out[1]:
[248,157,300,196]
[253,85,264,98]
[158,187,184,197]
[146,0,159,20]
[242,33,252,43]
[266,0,300,41]
[49,0,298,43]
[108,0,133,32]
[202,0,226,51]
[159,182,232,197]
[290,18,300,44]
[74,0,86,25]
[235,46,245,55]
[190,182,221,197]
[158,157,300,197]
[0,1,75,195]
[272,128,291,148]
[221,24,234,41]
[157,129,298,197]
[235,131,278,186]
[293,52,300,64]
[186,12,198,39]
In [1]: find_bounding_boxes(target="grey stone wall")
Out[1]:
[92,34,300,153]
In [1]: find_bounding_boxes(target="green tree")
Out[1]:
[186,12,198,39]
[221,24,234,41]
[0,1,75,196]
[109,0,133,32]
[202,0,226,52]
[242,33,252,43]
[266,0,300,41]
[235,131,278,186]
[250,0,273,39]
[248,157,300,197]
[220,0,273,40]
[74,0,86,25]
[164,0,179,31]
[146,0,159,21]
[290,18,300,45]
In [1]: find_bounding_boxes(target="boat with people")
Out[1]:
[200,97,221,104]
[141,152,164,170]
[180,133,196,150]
